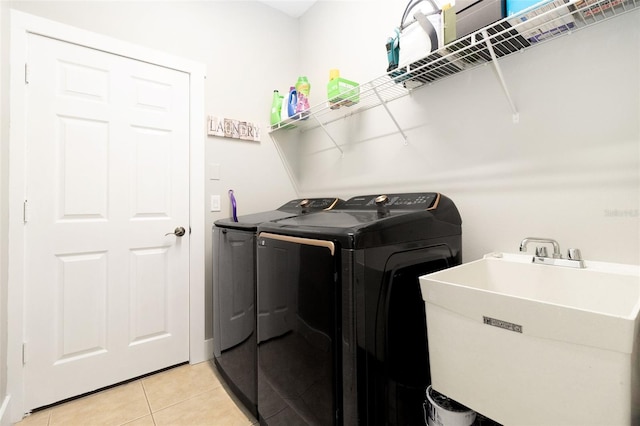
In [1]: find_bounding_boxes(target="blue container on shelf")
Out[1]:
[287,86,297,118]
[506,0,548,15]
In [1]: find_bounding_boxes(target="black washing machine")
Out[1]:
[212,197,343,417]
[256,192,462,425]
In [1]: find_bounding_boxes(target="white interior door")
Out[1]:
[23,32,191,410]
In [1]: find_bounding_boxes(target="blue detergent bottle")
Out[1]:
[287,86,297,118]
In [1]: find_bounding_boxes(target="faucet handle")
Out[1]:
[567,248,582,261]
[535,246,548,257]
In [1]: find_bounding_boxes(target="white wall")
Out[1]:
[283,1,640,265]
[2,0,299,343]
[0,0,10,422]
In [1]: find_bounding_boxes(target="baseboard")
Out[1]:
[0,395,11,426]
[202,337,214,363]
[189,337,213,365]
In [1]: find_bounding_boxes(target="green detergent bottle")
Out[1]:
[270,90,284,126]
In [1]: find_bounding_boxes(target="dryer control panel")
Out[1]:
[343,193,439,210]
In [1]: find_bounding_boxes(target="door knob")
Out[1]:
[165,226,186,237]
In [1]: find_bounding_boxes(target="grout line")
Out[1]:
[140,363,224,414]
[139,380,157,426]
[146,387,218,415]
[140,379,157,426]
[142,389,155,425]
[94,381,153,426]
[140,378,150,407]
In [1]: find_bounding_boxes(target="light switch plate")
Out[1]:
[209,163,221,180]
[210,195,221,212]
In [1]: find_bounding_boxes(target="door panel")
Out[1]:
[24,33,190,409]
[256,235,339,425]
[214,229,255,352]
[212,227,258,413]
[58,116,109,219]
[132,127,172,217]
[257,244,298,342]
[55,252,108,364]
[129,247,171,344]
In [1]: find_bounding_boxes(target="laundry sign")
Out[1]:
[208,116,260,142]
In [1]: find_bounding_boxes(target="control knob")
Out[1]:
[375,195,389,206]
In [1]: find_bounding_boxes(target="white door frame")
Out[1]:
[7,10,206,422]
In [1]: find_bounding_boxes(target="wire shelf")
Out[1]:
[269,0,638,135]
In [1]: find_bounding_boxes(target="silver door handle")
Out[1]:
[165,226,186,237]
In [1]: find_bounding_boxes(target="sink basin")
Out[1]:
[419,253,640,426]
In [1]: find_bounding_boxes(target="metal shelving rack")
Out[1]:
[269,0,638,151]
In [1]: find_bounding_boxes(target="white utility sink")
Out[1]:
[419,253,640,426]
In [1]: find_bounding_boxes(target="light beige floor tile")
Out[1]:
[153,386,255,426]
[215,379,259,425]
[15,409,51,426]
[48,380,150,426]
[121,414,155,426]
[16,363,256,426]
[142,362,222,412]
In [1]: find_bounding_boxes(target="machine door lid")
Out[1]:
[259,232,336,256]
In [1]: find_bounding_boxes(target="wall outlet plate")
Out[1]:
[210,195,221,212]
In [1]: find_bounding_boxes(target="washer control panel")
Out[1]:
[279,198,342,211]
[344,193,438,210]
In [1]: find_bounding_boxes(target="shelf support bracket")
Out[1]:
[313,115,344,156]
[482,30,520,124]
[269,133,301,197]
[372,86,409,144]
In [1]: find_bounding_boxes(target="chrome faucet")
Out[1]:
[519,237,561,259]
[519,237,585,268]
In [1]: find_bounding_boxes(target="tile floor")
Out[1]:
[15,362,258,426]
